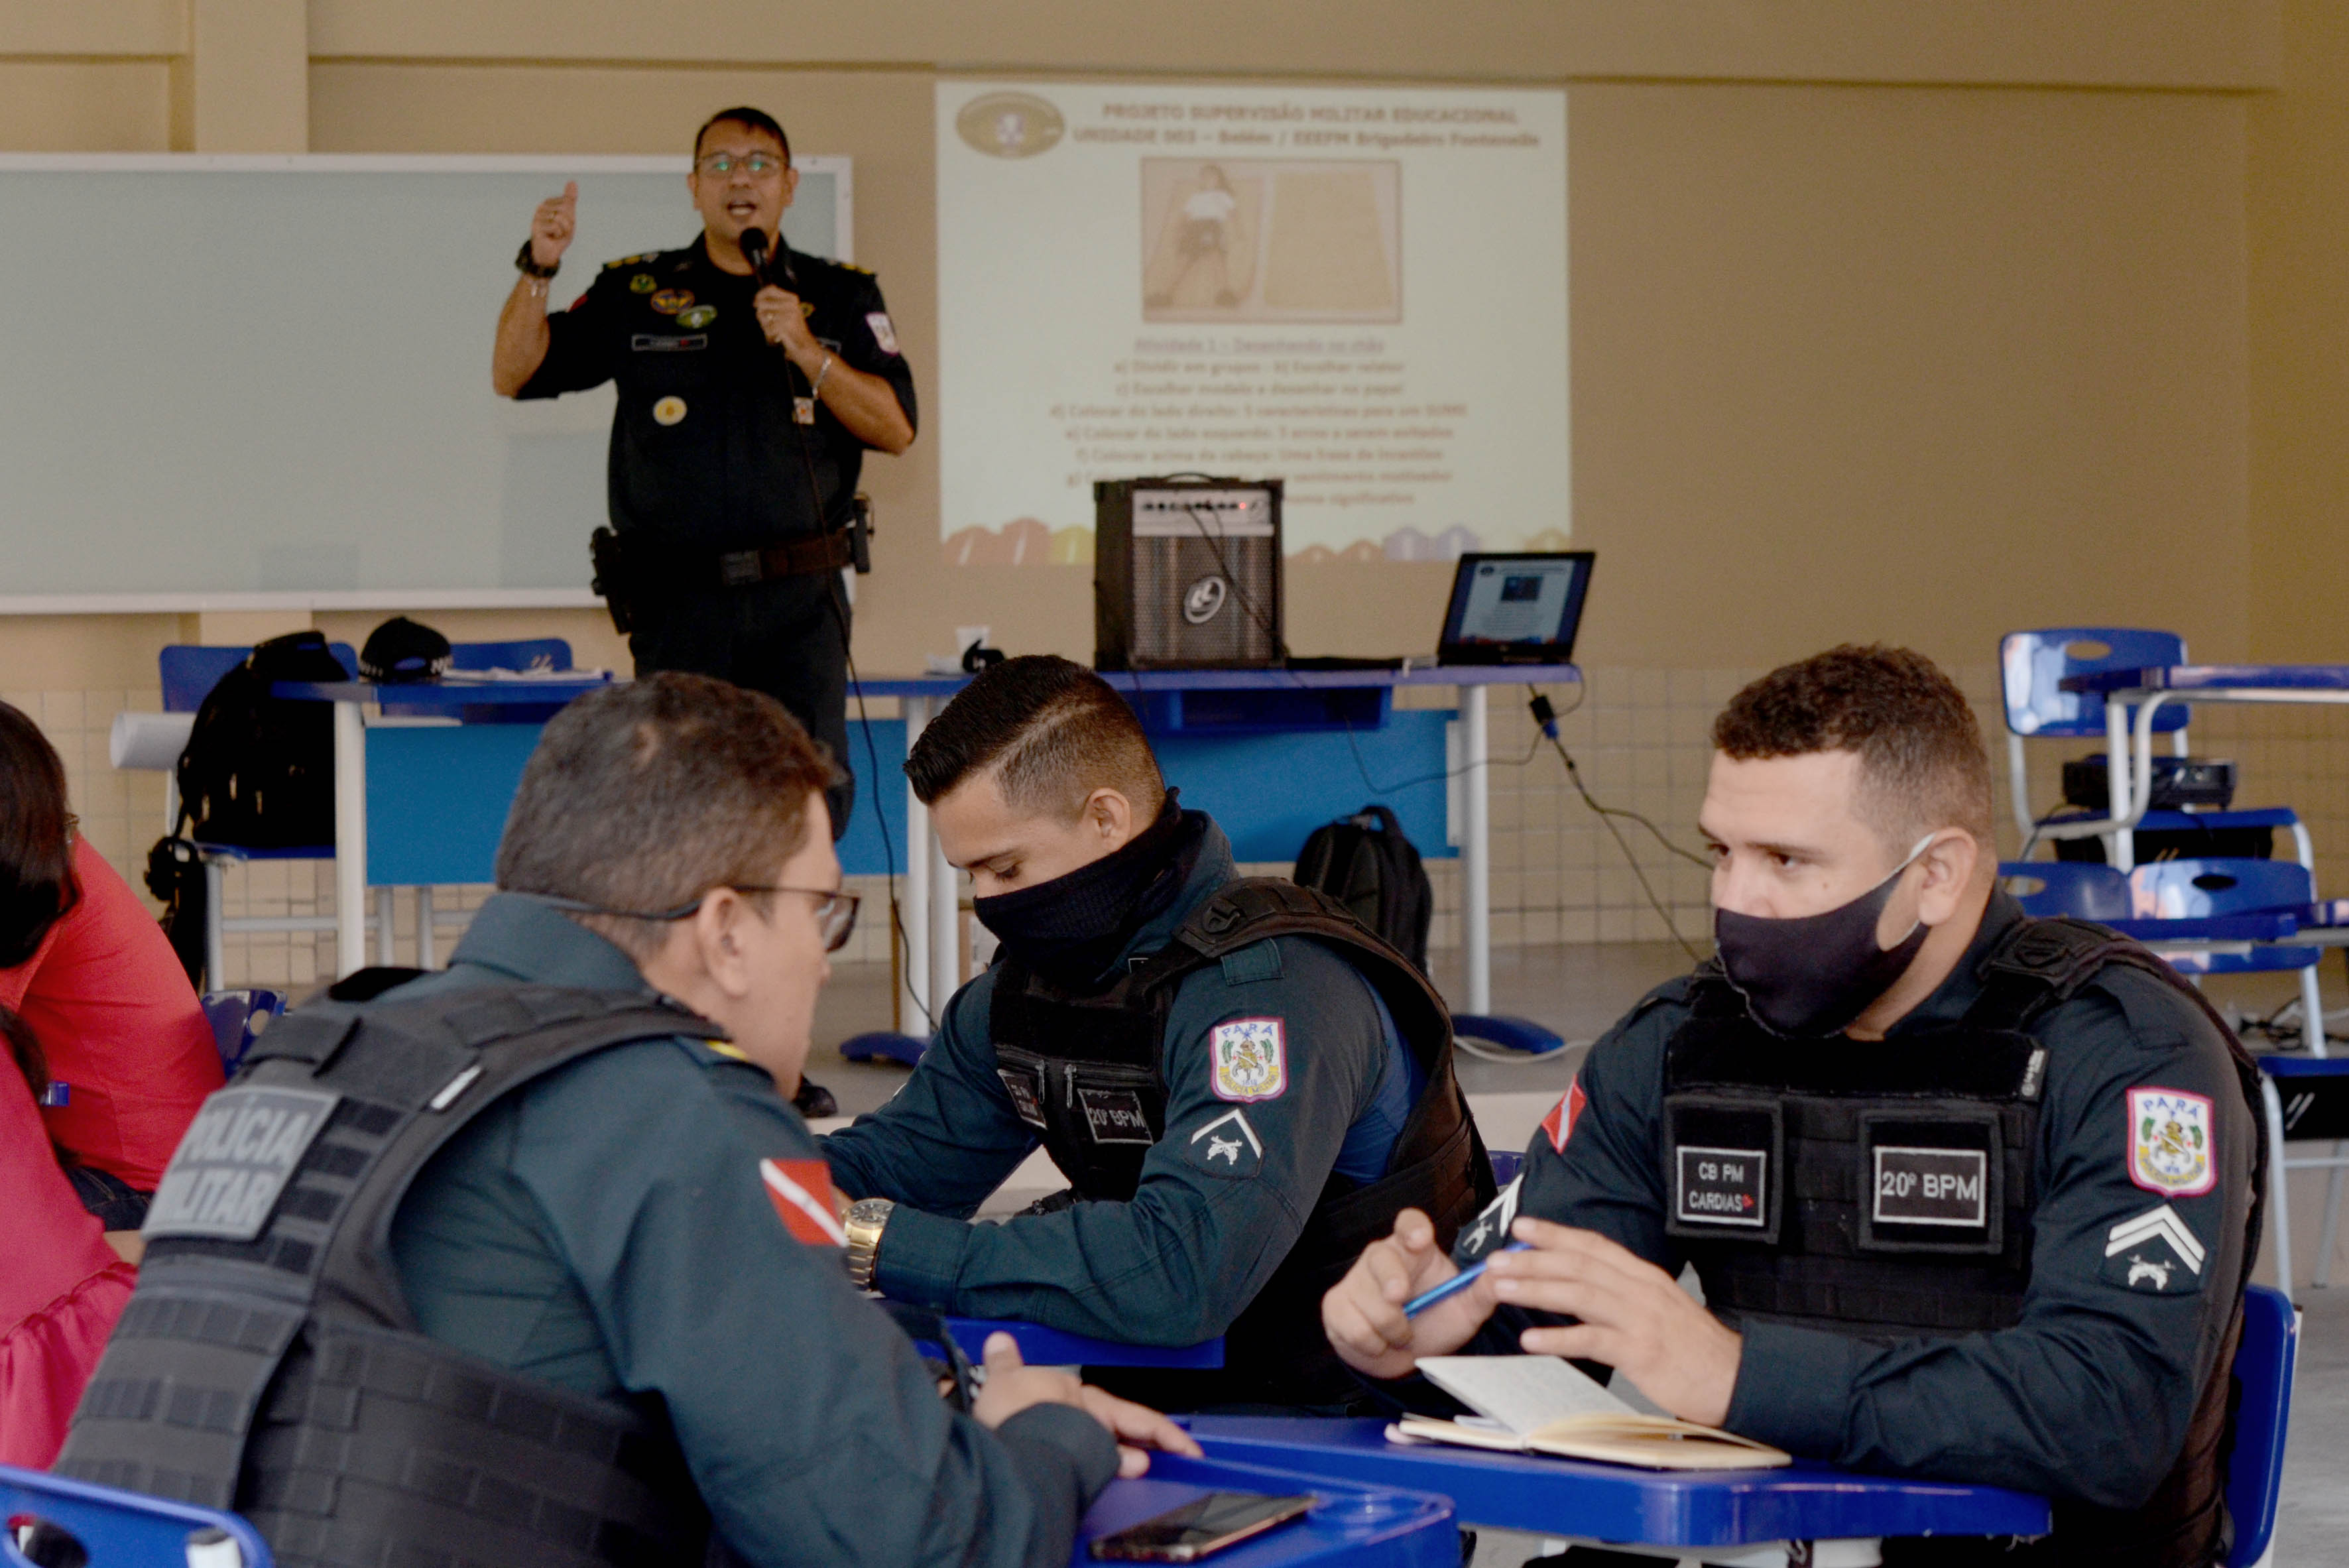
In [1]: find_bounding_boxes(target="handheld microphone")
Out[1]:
[739,225,769,283]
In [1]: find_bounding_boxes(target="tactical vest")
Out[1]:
[57,985,730,1568]
[1663,916,2267,1568]
[990,879,1495,1408]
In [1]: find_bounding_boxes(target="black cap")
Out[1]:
[360,616,451,684]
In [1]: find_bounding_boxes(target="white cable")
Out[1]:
[1455,1035,1594,1065]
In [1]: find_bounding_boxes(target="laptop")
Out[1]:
[1435,552,1595,666]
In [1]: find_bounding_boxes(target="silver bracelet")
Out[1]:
[812,355,834,396]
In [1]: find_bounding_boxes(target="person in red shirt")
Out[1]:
[0,1008,135,1469]
[0,701,222,1235]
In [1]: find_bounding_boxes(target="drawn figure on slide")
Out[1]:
[1147,165,1244,308]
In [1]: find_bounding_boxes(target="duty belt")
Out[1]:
[713,530,855,587]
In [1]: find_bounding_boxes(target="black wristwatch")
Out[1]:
[515,239,560,280]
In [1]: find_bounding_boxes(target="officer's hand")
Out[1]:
[754,284,819,363]
[1322,1207,1494,1380]
[1485,1218,1742,1428]
[530,182,577,271]
[971,1333,1200,1478]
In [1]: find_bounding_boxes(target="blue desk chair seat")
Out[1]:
[0,1463,271,1568]
[1999,629,2317,875]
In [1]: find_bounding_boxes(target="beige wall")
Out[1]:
[14,0,2348,960]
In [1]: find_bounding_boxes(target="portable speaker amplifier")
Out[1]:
[1093,477,1284,670]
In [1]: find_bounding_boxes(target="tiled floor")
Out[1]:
[805,939,2346,1563]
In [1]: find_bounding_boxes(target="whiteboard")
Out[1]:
[0,154,851,612]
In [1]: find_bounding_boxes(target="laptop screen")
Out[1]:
[1438,552,1594,665]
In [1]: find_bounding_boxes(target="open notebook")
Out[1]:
[1388,1356,1790,1471]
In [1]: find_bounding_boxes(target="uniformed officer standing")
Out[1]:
[1324,647,2264,1567]
[491,106,916,838]
[61,674,1194,1568]
[821,656,1493,1411]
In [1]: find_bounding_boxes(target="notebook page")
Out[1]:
[1416,1355,1634,1435]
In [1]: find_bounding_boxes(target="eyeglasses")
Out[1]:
[696,152,786,178]
[537,885,859,951]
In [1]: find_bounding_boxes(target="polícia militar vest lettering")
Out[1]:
[989,878,1494,1406]
[1663,916,2266,1568]
[56,986,729,1568]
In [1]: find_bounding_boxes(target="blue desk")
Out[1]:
[857,666,1579,1062]
[947,1317,1223,1370]
[1182,1418,2049,1560]
[1077,1454,1455,1568]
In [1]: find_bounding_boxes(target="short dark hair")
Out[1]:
[0,700,79,969]
[693,107,792,165]
[495,674,839,958]
[906,656,1164,818]
[1713,645,1994,847]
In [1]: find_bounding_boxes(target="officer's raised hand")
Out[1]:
[1484,1217,1743,1427]
[1323,1207,1498,1380]
[530,180,577,271]
[971,1332,1201,1478]
[755,284,821,367]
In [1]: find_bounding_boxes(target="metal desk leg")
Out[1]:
[204,859,227,991]
[931,808,959,1017]
[1451,683,1565,1057]
[901,695,934,1035]
[2264,1075,2294,1303]
[333,699,367,979]
[843,697,938,1069]
[1462,685,1492,1016]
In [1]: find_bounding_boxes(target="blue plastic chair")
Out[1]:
[1998,629,2313,873]
[0,1463,271,1568]
[198,989,286,1077]
[1488,1149,1523,1187]
[2224,1284,2297,1567]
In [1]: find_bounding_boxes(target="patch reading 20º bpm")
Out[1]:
[1872,1147,1988,1228]
[1675,1145,1767,1229]
[144,1086,341,1241]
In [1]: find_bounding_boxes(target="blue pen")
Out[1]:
[1403,1240,1530,1317]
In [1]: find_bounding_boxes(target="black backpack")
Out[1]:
[1292,804,1435,973]
[172,631,348,849]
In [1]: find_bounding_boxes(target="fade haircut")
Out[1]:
[496,673,838,959]
[905,656,1164,819]
[1713,645,1995,849]
[694,106,792,164]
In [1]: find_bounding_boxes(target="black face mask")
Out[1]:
[973,794,1199,989]
[1713,837,1934,1039]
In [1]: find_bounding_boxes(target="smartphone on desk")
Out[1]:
[1088,1492,1314,1561]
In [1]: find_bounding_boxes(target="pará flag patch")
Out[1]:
[2128,1087,2216,1197]
[761,1158,847,1245]
[1541,1079,1587,1154]
[1211,1018,1287,1101]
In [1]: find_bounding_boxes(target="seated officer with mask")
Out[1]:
[1324,646,2263,1567]
[822,656,1492,1410]
[61,673,1194,1568]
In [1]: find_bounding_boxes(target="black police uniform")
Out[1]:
[822,814,1493,1410]
[517,236,918,833]
[59,894,1117,1568]
[1453,893,2263,1567]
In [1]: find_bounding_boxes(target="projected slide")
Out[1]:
[937,83,1568,566]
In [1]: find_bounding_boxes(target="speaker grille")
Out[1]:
[1130,534,1279,664]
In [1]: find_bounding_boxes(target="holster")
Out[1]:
[589,526,635,634]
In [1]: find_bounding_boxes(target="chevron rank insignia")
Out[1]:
[1182,1107,1262,1178]
[2101,1203,2207,1294]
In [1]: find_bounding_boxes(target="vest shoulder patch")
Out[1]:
[1219,939,1284,986]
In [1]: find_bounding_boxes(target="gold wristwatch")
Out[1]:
[842,1198,894,1291]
